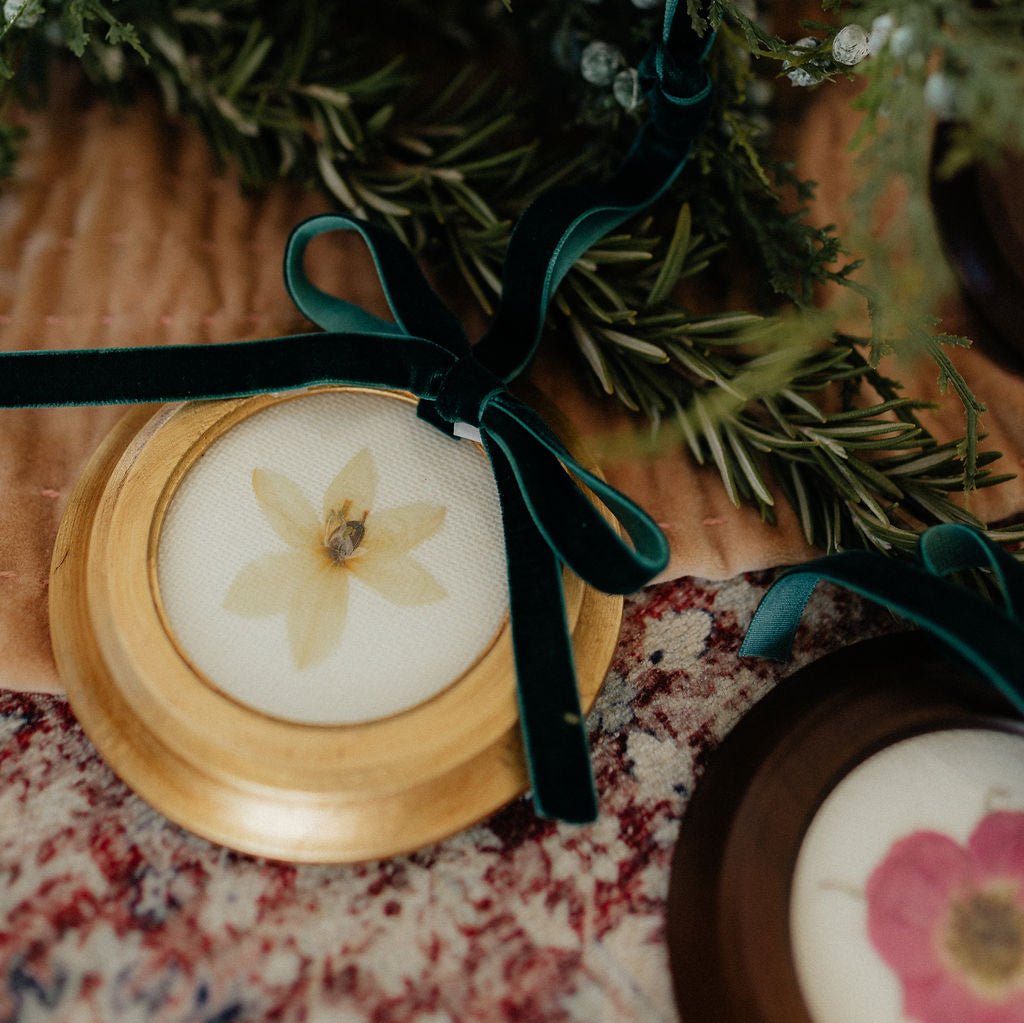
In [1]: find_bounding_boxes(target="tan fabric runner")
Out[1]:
[1,76,1022,693]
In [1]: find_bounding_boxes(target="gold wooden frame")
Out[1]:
[50,387,623,862]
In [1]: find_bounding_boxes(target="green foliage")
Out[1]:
[0,120,23,177]
[60,0,145,58]
[0,0,1022,556]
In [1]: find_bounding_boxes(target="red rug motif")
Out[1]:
[0,573,895,1022]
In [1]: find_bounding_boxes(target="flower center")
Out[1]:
[945,889,1024,989]
[324,501,367,564]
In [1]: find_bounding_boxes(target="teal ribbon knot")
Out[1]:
[424,354,504,429]
[0,6,715,823]
[281,209,678,823]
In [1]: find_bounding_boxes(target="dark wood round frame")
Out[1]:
[666,631,1024,1023]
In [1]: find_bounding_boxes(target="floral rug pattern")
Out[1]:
[0,573,894,1023]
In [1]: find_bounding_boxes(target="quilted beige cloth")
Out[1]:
[1,74,1022,692]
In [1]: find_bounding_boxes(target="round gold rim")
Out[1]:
[50,387,623,862]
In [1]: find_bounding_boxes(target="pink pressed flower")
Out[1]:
[867,811,1024,1023]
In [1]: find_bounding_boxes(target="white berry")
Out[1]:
[832,25,871,66]
[581,41,624,86]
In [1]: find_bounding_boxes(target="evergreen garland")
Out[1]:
[1,0,1023,556]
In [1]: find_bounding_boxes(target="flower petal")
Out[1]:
[364,503,446,556]
[323,448,377,520]
[287,562,350,670]
[349,554,446,606]
[900,967,989,1023]
[223,551,308,617]
[867,830,971,980]
[968,812,1024,888]
[252,469,320,548]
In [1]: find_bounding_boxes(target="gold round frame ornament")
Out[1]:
[49,386,623,863]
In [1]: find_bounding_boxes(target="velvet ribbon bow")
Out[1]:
[741,524,1024,705]
[0,4,714,823]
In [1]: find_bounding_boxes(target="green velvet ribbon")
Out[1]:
[740,524,1024,709]
[0,7,714,823]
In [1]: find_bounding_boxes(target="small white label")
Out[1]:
[453,422,483,444]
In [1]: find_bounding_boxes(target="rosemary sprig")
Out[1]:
[0,0,1019,562]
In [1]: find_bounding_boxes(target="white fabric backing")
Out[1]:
[157,391,508,725]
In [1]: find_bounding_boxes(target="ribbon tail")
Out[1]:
[0,332,450,408]
[739,548,1024,710]
[486,434,598,824]
[471,21,713,382]
[483,397,669,593]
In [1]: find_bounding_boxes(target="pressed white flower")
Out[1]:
[224,448,447,669]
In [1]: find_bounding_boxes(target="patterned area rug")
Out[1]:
[0,572,897,1023]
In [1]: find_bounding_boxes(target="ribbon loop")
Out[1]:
[918,523,1024,620]
[285,213,469,355]
[739,526,1024,711]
